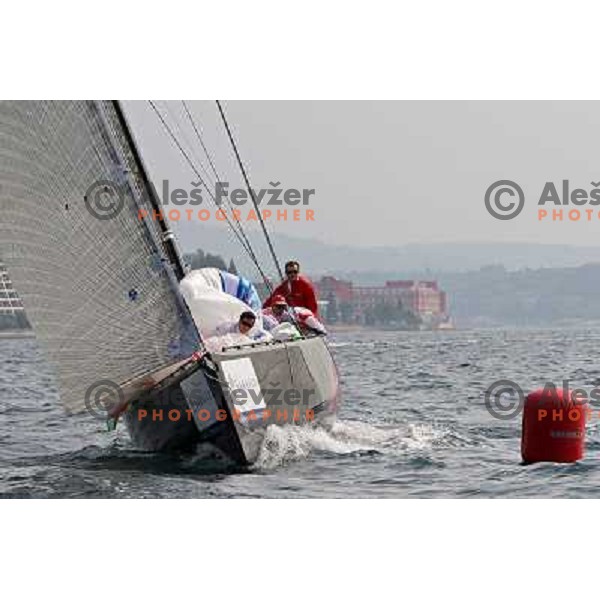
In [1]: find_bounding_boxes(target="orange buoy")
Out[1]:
[521,386,585,464]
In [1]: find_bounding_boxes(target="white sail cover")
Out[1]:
[0,101,201,413]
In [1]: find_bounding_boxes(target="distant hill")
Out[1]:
[435,263,600,327]
[175,227,600,327]
[172,222,600,277]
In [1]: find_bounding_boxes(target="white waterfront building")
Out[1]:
[0,261,27,328]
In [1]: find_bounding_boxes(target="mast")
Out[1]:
[112,101,187,281]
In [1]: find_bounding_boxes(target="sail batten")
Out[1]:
[0,101,200,414]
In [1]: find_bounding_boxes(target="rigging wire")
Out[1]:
[215,100,304,335]
[182,101,221,185]
[178,101,273,287]
[162,102,217,189]
[147,100,273,290]
[215,100,285,283]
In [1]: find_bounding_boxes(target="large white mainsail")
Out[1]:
[0,101,201,414]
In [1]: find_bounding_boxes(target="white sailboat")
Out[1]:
[0,101,341,465]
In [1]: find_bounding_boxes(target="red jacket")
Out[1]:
[263,276,319,316]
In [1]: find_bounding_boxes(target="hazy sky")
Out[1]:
[124,101,600,248]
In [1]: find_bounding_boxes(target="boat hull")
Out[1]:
[124,336,340,464]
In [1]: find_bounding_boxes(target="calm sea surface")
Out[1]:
[2,327,600,498]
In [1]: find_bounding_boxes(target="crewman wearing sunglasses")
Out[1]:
[215,310,269,341]
[263,260,319,317]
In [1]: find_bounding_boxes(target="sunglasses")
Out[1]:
[240,320,255,328]
[286,269,299,275]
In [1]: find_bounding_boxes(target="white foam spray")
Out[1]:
[254,419,455,470]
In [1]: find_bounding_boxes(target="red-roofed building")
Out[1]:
[314,276,450,327]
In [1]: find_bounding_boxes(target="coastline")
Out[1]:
[327,323,456,333]
[327,324,370,333]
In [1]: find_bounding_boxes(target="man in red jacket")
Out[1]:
[263,260,319,317]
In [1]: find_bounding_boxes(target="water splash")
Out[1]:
[254,419,457,470]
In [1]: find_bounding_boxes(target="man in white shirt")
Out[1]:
[215,311,271,341]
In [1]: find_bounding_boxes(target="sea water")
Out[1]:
[2,327,600,498]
